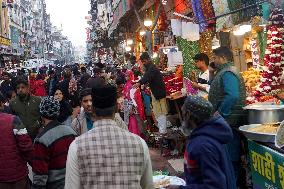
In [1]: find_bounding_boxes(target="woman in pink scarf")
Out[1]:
[123,70,145,137]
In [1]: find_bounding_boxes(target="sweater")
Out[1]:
[0,113,33,182]
[32,120,77,189]
[139,63,166,100]
[180,116,236,189]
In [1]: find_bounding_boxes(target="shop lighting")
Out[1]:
[140,30,146,36]
[240,25,252,32]
[125,46,131,52]
[152,52,158,58]
[233,30,245,36]
[144,19,153,27]
[126,39,133,45]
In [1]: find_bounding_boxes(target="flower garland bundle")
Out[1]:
[253,7,284,101]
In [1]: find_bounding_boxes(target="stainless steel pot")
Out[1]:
[244,104,284,124]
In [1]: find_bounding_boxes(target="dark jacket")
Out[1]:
[0,80,13,98]
[0,113,33,182]
[58,100,73,123]
[46,77,58,96]
[32,120,76,189]
[139,63,166,100]
[180,115,236,189]
[58,79,70,100]
[10,95,42,140]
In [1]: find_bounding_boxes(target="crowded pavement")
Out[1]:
[1,0,284,189]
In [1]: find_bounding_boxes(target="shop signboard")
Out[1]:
[248,140,284,189]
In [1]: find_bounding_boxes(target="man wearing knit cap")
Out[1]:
[32,96,77,189]
[167,96,236,189]
[65,85,154,189]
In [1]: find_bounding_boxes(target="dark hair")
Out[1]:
[0,92,5,103]
[213,47,233,62]
[36,74,44,80]
[6,90,15,100]
[48,70,55,75]
[79,88,92,102]
[94,106,116,117]
[2,71,11,78]
[81,67,87,73]
[140,52,151,61]
[194,53,209,66]
[16,78,29,86]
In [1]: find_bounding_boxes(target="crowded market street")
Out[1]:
[1,0,284,189]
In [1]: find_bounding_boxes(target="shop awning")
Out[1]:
[108,0,136,37]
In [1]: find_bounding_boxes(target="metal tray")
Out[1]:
[239,124,276,143]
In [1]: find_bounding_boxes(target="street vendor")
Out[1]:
[208,47,247,183]
[191,53,210,97]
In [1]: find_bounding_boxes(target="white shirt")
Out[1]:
[197,69,210,96]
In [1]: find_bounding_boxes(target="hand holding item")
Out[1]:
[191,82,199,89]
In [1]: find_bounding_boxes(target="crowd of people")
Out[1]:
[0,47,247,189]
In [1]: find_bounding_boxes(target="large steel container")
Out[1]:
[243,104,284,124]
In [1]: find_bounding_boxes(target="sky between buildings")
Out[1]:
[45,0,89,47]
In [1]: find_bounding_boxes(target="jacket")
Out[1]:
[139,63,166,100]
[46,77,58,96]
[208,63,247,127]
[0,113,33,182]
[34,80,47,97]
[72,109,127,135]
[10,95,42,140]
[0,80,13,98]
[32,120,77,189]
[180,115,236,189]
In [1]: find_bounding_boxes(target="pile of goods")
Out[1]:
[248,122,280,134]
[241,68,261,92]
[163,74,183,96]
[252,7,284,102]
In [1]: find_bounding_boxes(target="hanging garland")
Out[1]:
[191,0,208,32]
[211,0,233,32]
[252,7,284,101]
[200,0,216,28]
[227,0,242,25]
[199,29,215,60]
[176,37,200,77]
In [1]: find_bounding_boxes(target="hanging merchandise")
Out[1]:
[200,0,216,28]
[181,22,200,41]
[253,7,284,101]
[167,51,183,67]
[171,19,182,36]
[175,0,190,14]
[211,0,233,32]
[250,38,260,68]
[257,30,267,65]
[227,0,242,25]
[241,0,259,22]
[176,37,200,77]
[199,29,215,59]
[191,0,208,32]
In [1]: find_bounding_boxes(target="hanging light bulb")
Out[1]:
[125,46,131,52]
[140,30,146,36]
[144,19,153,27]
[126,39,133,45]
[240,25,252,32]
[152,52,158,58]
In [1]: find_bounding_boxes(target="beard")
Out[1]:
[18,93,27,101]
[181,120,194,137]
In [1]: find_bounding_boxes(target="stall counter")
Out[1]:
[248,140,284,189]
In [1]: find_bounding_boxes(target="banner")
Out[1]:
[248,140,284,189]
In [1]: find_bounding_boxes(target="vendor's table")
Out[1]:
[248,140,284,189]
[167,94,186,123]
